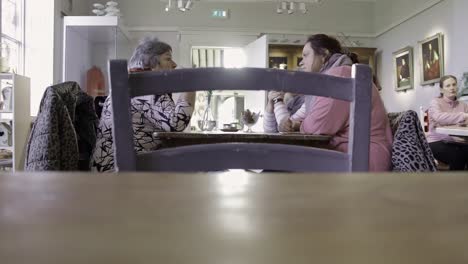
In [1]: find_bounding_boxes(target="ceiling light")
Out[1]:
[276,2,283,13]
[299,2,307,13]
[185,0,192,10]
[276,1,320,15]
[281,1,288,10]
[288,2,295,14]
[178,0,185,11]
[165,0,172,11]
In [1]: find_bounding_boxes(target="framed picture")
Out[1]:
[418,33,444,85]
[269,57,288,70]
[392,46,413,91]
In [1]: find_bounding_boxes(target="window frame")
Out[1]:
[1,0,25,74]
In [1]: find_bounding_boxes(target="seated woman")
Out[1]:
[91,37,195,172]
[427,75,468,170]
[263,36,360,133]
[299,34,393,172]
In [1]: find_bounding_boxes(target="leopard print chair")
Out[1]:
[387,110,437,172]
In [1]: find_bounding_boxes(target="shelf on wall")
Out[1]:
[63,16,130,44]
[63,16,132,96]
[0,158,13,165]
[0,146,13,151]
[0,74,13,80]
[0,73,30,171]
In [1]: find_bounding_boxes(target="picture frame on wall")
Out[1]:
[418,33,444,86]
[392,46,413,91]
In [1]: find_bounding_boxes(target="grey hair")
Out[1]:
[128,36,172,69]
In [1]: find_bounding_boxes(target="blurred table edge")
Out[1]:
[153,131,332,149]
[436,125,468,137]
[2,171,468,263]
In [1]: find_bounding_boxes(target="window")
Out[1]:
[1,0,24,74]
[190,47,247,130]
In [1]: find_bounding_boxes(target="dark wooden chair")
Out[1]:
[109,60,373,172]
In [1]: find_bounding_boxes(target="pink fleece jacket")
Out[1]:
[300,66,393,172]
[427,97,468,143]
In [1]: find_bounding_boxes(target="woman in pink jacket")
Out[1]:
[427,75,468,170]
[299,34,393,171]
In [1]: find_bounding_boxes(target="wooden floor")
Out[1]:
[1,171,468,263]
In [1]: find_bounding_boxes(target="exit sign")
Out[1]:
[211,9,229,19]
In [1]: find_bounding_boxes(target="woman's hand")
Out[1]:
[452,136,468,143]
[278,118,301,132]
[266,91,284,114]
[464,113,468,124]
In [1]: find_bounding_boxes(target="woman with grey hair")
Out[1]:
[91,37,195,172]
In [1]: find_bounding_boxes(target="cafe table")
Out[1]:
[436,125,468,137]
[1,171,468,263]
[153,131,332,149]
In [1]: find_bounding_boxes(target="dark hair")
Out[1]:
[305,34,359,64]
[346,52,359,64]
[439,75,457,97]
[128,36,172,70]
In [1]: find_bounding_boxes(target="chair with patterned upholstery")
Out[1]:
[388,110,437,172]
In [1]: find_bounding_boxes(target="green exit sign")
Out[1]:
[211,9,229,19]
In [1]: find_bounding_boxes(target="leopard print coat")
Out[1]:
[389,110,437,172]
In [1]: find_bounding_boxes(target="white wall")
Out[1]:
[25,0,55,116]
[63,27,92,89]
[53,0,93,85]
[375,0,468,113]
[449,0,468,79]
[373,0,443,35]
[122,0,377,71]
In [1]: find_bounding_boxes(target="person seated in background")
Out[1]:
[299,34,393,172]
[91,37,195,172]
[264,35,362,133]
[427,75,468,170]
[263,91,305,133]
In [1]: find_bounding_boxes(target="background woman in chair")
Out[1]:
[427,75,468,170]
[299,34,393,172]
[91,37,196,172]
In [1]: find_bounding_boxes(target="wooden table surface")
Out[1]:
[153,131,332,149]
[436,125,468,137]
[2,172,468,263]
